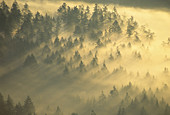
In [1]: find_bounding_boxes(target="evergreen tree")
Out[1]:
[9,1,22,31]
[126,16,138,37]
[0,1,9,33]
[63,65,69,74]
[117,107,126,115]
[98,91,106,104]
[23,96,35,115]
[18,3,33,40]
[109,20,122,33]
[116,49,121,58]
[101,61,108,71]
[54,36,61,46]
[0,93,5,115]
[109,53,114,60]
[0,1,9,16]
[110,86,118,96]
[55,106,63,115]
[15,103,23,115]
[6,95,14,115]
[74,51,81,60]
[78,60,86,72]
[91,56,98,67]
[24,54,37,67]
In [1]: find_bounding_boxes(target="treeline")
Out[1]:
[0,93,35,115]
[1,83,170,115]
[71,82,170,115]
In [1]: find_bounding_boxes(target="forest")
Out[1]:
[0,0,170,115]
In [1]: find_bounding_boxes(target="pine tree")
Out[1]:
[116,49,121,58]
[74,51,81,60]
[91,56,98,67]
[55,106,63,115]
[109,53,114,60]
[54,37,60,46]
[24,54,37,66]
[109,20,122,33]
[0,93,5,115]
[98,91,106,104]
[117,107,126,115]
[78,60,86,72]
[6,95,14,115]
[18,3,33,40]
[9,1,22,30]
[101,61,108,71]
[0,1,9,16]
[15,102,23,115]
[63,65,69,74]
[110,86,118,96]
[0,1,9,33]
[23,96,35,115]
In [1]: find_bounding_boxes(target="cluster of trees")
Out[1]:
[1,83,170,115]
[78,82,170,115]
[57,3,123,40]
[0,93,35,115]
[0,1,154,66]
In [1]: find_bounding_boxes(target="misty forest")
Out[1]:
[0,0,170,115]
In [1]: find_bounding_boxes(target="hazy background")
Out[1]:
[0,0,170,115]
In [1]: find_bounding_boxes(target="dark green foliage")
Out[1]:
[0,94,36,115]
